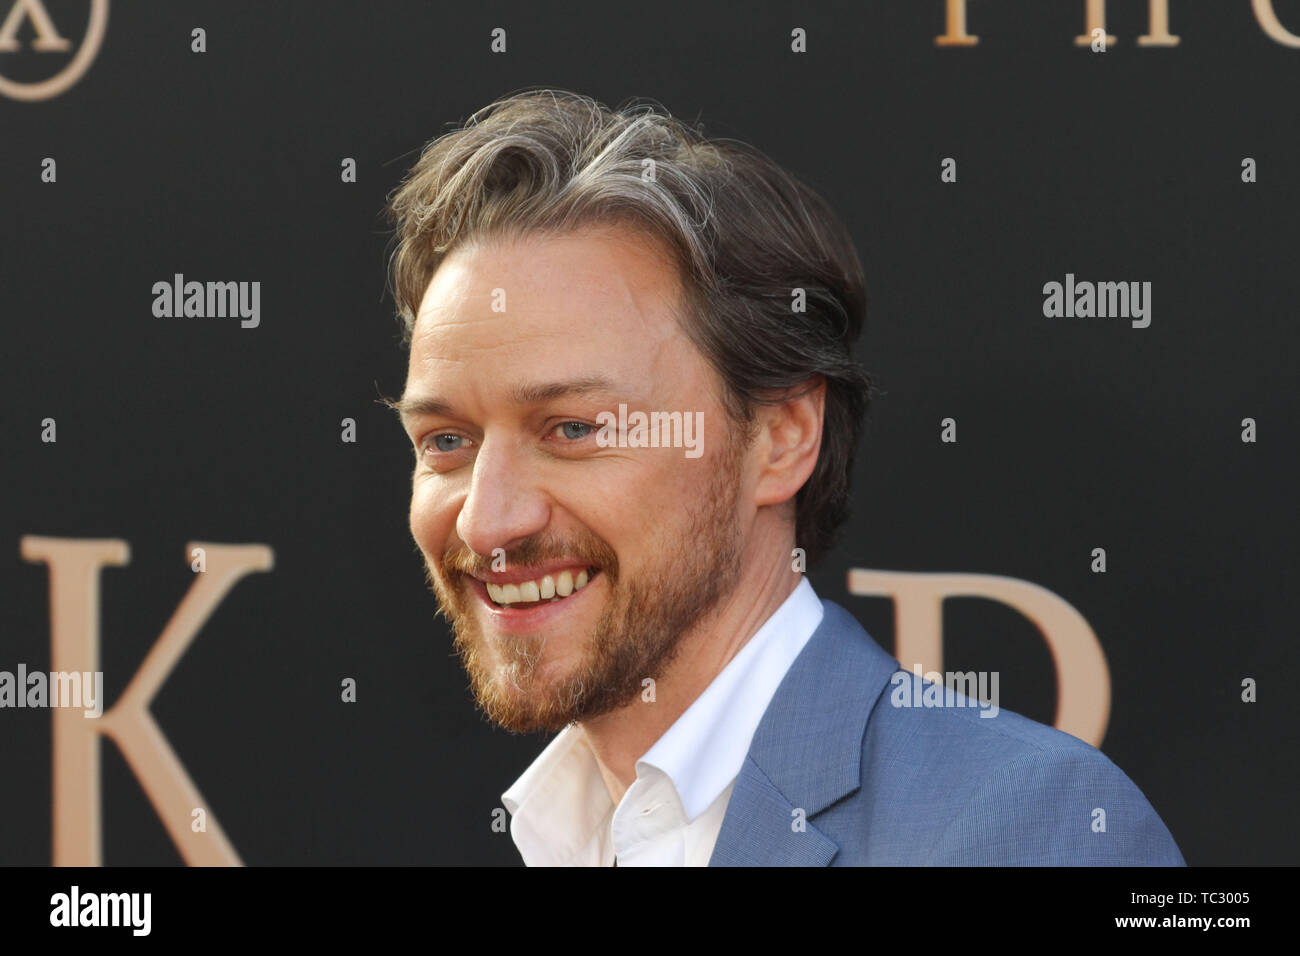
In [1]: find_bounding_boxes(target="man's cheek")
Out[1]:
[410,519,437,566]
[409,485,450,547]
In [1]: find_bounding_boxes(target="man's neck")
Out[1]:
[579,541,801,806]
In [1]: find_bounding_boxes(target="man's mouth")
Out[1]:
[480,566,602,609]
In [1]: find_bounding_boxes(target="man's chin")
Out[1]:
[454,627,593,732]
[470,669,589,734]
[479,701,576,735]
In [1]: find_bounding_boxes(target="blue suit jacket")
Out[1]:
[708,600,1185,866]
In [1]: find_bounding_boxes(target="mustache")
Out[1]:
[439,530,620,581]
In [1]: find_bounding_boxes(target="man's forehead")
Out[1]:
[403,230,710,409]
[405,229,694,403]
[412,225,686,337]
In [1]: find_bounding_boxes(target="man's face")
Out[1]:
[400,223,750,733]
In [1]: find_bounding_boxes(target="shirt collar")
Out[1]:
[636,576,823,820]
[500,724,611,866]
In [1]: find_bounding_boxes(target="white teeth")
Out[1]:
[486,568,595,605]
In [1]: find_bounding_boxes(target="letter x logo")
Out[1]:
[0,0,110,101]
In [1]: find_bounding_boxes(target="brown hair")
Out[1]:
[385,89,875,566]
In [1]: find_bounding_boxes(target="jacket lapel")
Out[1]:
[708,756,839,866]
[709,599,898,866]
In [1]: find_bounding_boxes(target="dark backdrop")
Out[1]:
[2,0,1296,865]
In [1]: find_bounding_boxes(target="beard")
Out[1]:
[424,429,747,734]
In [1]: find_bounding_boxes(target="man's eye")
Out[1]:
[555,421,593,440]
[428,434,470,453]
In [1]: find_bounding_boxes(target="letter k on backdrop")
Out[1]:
[20,536,273,866]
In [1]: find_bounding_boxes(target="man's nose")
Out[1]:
[456,437,550,559]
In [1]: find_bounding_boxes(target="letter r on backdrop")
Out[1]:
[846,569,1111,745]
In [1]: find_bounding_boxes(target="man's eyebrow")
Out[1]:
[382,395,454,421]
[384,375,624,423]
[510,375,621,405]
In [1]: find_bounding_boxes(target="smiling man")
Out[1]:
[383,89,1184,867]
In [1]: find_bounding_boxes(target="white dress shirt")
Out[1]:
[500,577,824,866]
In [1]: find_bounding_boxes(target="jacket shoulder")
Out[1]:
[923,738,1186,865]
[807,604,1184,865]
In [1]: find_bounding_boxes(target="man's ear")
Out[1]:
[752,377,826,510]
